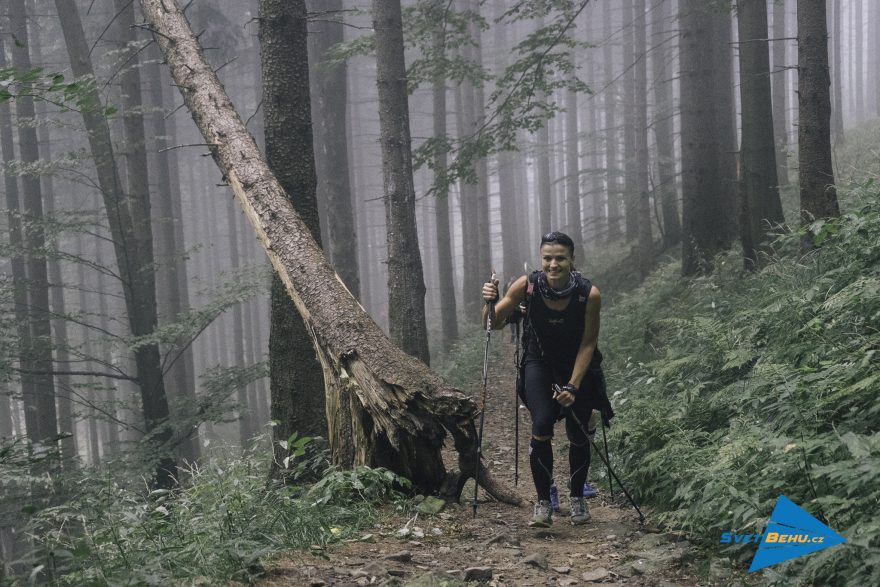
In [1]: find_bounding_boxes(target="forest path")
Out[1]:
[259,338,706,586]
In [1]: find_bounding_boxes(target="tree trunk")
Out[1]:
[0,41,36,444]
[564,85,582,259]
[622,0,639,243]
[711,8,740,248]
[633,0,653,276]
[680,0,738,275]
[430,0,459,354]
[737,0,786,269]
[651,0,681,249]
[10,0,59,446]
[798,0,840,241]
[372,0,431,364]
[829,0,844,143]
[54,0,175,486]
[603,1,622,243]
[772,1,790,186]
[138,0,518,502]
[308,0,361,300]
[146,44,201,465]
[260,0,329,465]
[470,0,491,277]
[853,0,863,120]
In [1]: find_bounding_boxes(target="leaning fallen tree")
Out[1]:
[139,0,519,504]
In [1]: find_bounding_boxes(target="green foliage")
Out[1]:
[7,450,407,585]
[602,188,880,584]
[0,66,115,115]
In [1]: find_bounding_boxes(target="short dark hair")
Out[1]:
[540,231,575,256]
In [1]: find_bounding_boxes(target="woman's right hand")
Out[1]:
[481,280,499,304]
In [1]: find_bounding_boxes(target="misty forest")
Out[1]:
[1,0,878,584]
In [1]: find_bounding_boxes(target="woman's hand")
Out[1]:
[553,383,577,408]
[481,279,499,304]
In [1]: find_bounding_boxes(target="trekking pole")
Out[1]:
[602,423,613,497]
[553,386,645,524]
[473,270,496,518]
[513,319,520,487]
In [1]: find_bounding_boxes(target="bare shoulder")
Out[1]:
[588,285,601,308]
[506,275,529,302]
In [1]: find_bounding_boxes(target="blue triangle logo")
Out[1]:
[749,495,846,572]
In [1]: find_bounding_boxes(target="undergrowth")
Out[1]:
[2,441,409,585]
[602,183,880,585]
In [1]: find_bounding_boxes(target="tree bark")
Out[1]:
[633,0,653,276]
[798,0,839,240]
[54,0,175,486]
[138,0,518,502]
[308,0,361,300]
[602,1,622,243]
[146,43,200,465]
[0,41,36,444]
[829,0,843,143]
[772,1,790,187]
[430,0,459,354]
[737,0,786,269]
[372,0,431,364]
[680,0,738,275]
[622,0,639,243]
[259,0,329,465]
[710,8,740,248]
[651,0,681,249]
[10,0,59,446]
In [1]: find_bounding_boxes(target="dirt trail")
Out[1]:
[260,338,708,586]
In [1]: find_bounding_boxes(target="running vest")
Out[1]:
[522,271,603,380]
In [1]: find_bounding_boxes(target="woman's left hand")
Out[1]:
[553,384,577,408]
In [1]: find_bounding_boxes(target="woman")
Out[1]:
[481,231,612,527]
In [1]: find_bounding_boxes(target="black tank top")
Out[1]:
[524,272,602,380]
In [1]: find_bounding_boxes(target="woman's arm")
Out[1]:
[481,275,528,330]
[567,286,601,389]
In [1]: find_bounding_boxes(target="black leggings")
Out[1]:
[523,358,592,498]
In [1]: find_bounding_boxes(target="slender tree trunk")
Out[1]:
[307,0,361,299]
[138,0,519,502]
[798,0,839,243]
[633,0,653,276]
[146,45,201,464]
[603,1,622,242]
[457,61,481,322]
[372,0,431,363]
[737,0,786,269]
[54,0,175,486]
[651,0,681,248]
[0,41,36,443]
[829,0,843,143]
[226,198,252,446]
[711,8,740,247]
[259,0,329,470]
[564,85,582,259]
[622,0,639,243]
[772,1,790,186]
[470,0,491,275]
[10,0,59,446]
[430,0,459,353]
[853,0,863,120]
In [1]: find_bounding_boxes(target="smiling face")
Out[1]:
[540,243,574,287]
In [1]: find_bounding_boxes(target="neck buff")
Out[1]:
[537,270,581,300]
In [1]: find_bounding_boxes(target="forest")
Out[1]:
[0,0,877,584]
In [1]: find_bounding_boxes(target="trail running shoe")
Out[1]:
[569,496,591,525]
[583,481,599,499]
[549,483,561,512]
[529,500,553,528]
